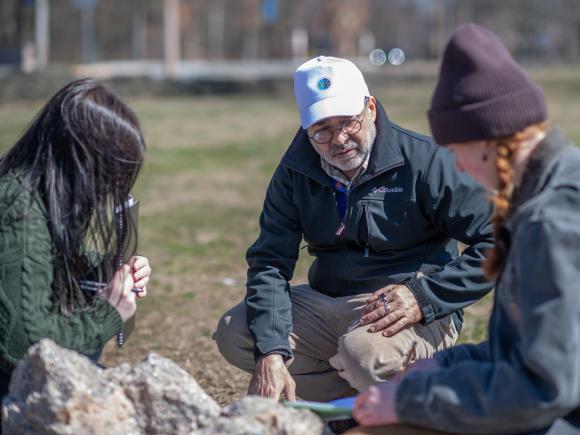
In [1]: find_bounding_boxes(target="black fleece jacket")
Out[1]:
[245,101,494,358]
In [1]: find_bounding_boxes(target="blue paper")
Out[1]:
[328,396,356,409]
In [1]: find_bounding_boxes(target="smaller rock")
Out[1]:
[198,396,332,435]
[106,353,220,433]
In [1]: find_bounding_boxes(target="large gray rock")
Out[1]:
[2,339,219,435]
[2,340,139,435]
[2,340,329,435]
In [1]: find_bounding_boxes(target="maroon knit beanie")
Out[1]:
[428,23,547,145]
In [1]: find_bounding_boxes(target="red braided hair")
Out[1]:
[484,123,547,279]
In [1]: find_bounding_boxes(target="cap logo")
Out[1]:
[317,78,331,90]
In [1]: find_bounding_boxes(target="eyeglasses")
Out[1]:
[309,99,369,145]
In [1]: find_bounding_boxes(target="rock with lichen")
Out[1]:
[2,339,330,435]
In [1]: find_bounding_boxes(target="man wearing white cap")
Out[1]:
[214,56,494,401]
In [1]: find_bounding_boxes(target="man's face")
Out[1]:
[307,97,377,174]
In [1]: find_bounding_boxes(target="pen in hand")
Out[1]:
[402,340,418,370]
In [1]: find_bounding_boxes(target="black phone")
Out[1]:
[115,194,139,346]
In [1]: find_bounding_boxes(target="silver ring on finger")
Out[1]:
[383,301,390,316]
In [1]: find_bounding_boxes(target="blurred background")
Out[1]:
[1,0,580,405]
[2,0,580,89]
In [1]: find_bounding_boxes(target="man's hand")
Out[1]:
[248,354,296,401]
[361,284,422,337]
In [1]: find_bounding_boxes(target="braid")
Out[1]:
[484,139,518,279]
[484,123,547,279]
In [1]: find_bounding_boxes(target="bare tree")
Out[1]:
[0,0,24,46]
[5,0,580,65]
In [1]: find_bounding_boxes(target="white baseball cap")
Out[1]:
[294,56,370,129]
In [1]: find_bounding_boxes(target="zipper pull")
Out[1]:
[364,245,369,258]
[335,222,346,236]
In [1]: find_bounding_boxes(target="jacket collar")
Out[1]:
[280,100,404,187]
[512,128,572,210]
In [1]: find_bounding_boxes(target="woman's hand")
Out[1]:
[353,381,399,427]
[354,359,439,426]
[103,264,137,322]
[129,255,151,298]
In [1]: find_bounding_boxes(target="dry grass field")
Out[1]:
[1,66,580,404]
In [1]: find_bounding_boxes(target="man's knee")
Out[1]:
[213,302,254,372]
[330,318,457,391]
[330,327,414,391]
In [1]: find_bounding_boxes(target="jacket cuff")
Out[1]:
[253,339,293,363]
[257,350,294,368]
[406,279,435,324]
[95,299,124,340]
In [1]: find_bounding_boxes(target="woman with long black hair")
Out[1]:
[0,79,151,396]
[351,24,580,434]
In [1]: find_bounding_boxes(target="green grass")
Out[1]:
[2,66,580,402]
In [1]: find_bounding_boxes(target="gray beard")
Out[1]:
[327,121,377,173]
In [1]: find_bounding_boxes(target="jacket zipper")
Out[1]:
[335,183,359,237]
[335,186,352,237]
[363,203,371,258]
[335,161,405,239]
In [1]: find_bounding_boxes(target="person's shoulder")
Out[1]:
[523,164,580,227]
[386,122,458,180]
[545,147,580,197]
[538,185,580,223]
[0,170,22,191]
[390,122,434,146]
[0,171,28,203]
[553,146,580,179]
[0,172,42,222]
[515,215,580,257]
[388,122,439,163]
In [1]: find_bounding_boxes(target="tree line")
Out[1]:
[1,0,580,64]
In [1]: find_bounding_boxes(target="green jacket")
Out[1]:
[0,172,123,376]
[245,101,494,358]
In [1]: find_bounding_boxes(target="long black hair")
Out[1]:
[0,79,146,313]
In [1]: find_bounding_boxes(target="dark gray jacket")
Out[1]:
[246,101,494,358]
[396,129,580,435]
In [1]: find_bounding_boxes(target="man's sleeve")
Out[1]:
[396,219,580,433]
[407,146,494,324]
[245,165,302,360]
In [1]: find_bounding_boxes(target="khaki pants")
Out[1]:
[213,284,458,401]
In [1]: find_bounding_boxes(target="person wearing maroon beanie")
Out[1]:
[350,23,580,435]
